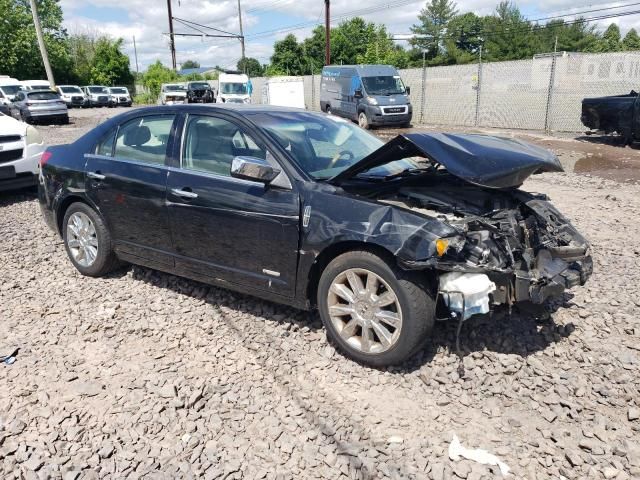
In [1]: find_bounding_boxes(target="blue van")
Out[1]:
[320,64,412,129]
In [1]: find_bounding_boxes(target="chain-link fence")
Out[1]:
[241,50,640,133]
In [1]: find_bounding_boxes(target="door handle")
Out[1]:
[87,171,106,181]
[171,188,198,199]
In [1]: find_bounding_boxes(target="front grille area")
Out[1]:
[0,149,23,164]
[98,96,108,102]
[118,97,128,102]
[72,96,84,103]
[383,106,406,114]
[0,135,21,144]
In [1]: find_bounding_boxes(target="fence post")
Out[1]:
[420,50,427,124]
[544,52,558,133]
[311,74,315,111]
[475,45,483,127]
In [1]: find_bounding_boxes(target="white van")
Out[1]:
[217,72,251,104]
[20,80,51,91]
[0,76,22,104]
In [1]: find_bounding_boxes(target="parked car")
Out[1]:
[107,87,132,107]
[0,111,46,191]
[186,81,214,103]
[9,89,68,124]
[581,90,639,143]
[56,85,88,108]
[321,64,412,129]
[159,84,187,105]
[82,86,110,107]
[0,77,22,105]
[217,72,250,104]
[38,105,592,367]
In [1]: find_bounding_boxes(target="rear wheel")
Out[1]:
[358,111,370,129]
[325,105,332,115]
[317,251,435,367]
[62,203,120,277]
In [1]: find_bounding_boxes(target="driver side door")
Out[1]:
[167,113,300,297]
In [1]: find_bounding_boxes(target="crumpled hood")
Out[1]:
[330,133,563,189]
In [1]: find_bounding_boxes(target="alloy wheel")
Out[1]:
[327,268,403,354]
[66,212,99,267]
[358,112,368,129]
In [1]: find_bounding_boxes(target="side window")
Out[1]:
[114,115,175,165]
[95,128,116,156]
[182,115,266,177]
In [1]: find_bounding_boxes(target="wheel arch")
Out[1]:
[56,195,95,235]
[306,241,398,308]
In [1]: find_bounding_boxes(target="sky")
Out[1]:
[58,0,640,72]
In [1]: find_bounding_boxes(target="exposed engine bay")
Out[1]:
[377,175,593,311]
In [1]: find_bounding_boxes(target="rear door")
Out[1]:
[166,112,300,297]
[85,113,177,268]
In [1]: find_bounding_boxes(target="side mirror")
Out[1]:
[354,88,363,99]
[231,156,281,184]
[405,86,411,95]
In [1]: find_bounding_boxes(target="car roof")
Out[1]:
[131,104,317,116]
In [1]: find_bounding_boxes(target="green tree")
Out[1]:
[142,60,179,99]
[357,25,409,68]
[302,26,325,71]
[596,23,622,52]
[623,28,640,51]
[0,0,74,83]
[269,34,305,75]
[410,0,458,60]
[237,57,264,76]
[90,37,133,86]
[482,2,536,62]
[181,59,200,69]
[331,18,376,66]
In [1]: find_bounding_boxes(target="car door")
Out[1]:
[166,113,300,297]
[85,113,177,268]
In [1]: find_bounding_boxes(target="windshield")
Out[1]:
[109,87,127,94]
[221,82,247,95]
[248,112,420,180]
[60,86,82,93]
[27,91,59,100]
[362,76,406,96]
[88,87,107,94]
[0,85,21,95]
[189,82,209,89]
[165,85,185,92]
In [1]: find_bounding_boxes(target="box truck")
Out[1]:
[261,76,305,109]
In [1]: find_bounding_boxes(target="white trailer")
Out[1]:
[261,76,305,109]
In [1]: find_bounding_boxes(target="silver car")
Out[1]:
[10,89,68,124]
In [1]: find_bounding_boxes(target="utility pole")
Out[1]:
[237,0,245,61]
[166,0,177,70]
[324,0,330,65]
[133,35,140,75]
[29,0,55,88]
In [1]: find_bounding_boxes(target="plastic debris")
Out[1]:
[448,434,511,477]
[1,347,19,365]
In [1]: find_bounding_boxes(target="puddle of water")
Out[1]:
[573,153,640,184]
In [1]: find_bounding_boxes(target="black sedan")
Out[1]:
[38,105,592,366]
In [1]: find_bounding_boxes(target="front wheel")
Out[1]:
[317,251,435,367]
[358,111,370,129]
[62,202,120,277]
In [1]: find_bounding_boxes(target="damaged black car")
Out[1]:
[38,106,592,367]
[186,81,215,103]
[581,90,640,143]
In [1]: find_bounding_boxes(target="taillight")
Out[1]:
[40,151,52,167]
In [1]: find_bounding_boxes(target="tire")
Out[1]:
[325,105,332,115]
[62,202,120,277]
[317,250,435,367]
[60,115,69,125]
[358,111,370,129]
[20,110,31,124]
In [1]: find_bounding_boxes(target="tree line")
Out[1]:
[2,0,640,87]
[1,0,133,86]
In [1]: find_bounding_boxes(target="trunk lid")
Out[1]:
[329,133,563,189]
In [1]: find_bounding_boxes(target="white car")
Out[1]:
[107,87,132,107]
[159,84,187,105]
[56,85,88,108]
[0,112,46,192]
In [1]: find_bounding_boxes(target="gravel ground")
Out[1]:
[1,108,639,479]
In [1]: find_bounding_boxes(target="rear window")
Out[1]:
[27,91,59,100]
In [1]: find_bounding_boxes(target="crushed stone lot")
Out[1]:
[1,108,640,479]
